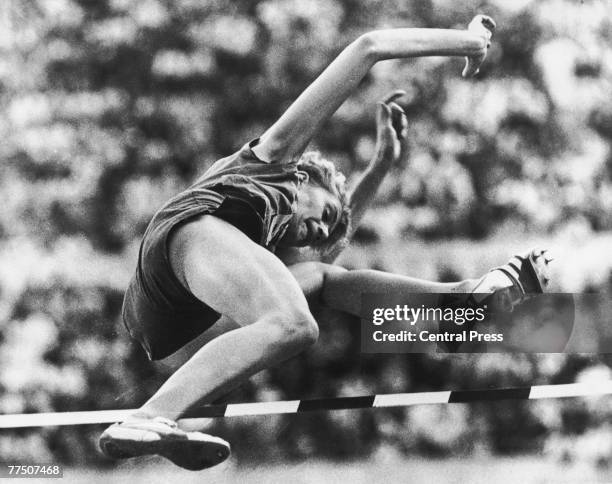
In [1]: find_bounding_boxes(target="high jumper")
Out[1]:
[99,14,551,470]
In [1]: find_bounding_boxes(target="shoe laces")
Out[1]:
[152,416,179,429]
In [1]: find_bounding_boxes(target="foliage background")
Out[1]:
[1,0,612,474]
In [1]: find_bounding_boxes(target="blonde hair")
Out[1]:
[296,151,350,254]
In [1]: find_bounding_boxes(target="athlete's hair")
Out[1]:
[296,151,350,254]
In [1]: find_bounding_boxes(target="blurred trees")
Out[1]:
[1,0,612,466]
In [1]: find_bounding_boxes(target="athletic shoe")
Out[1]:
[469,247,552,312]
[99,416,230,471]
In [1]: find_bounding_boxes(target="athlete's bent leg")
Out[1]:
[101,216,320,469]
[286,262,474,317]
[135,215,319,421]
[289,250,550,319]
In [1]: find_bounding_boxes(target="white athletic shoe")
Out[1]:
[470,247,552,311]
[99,416,230,471]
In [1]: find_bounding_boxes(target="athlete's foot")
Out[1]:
[99,416,230,471]
[469,247,552,312]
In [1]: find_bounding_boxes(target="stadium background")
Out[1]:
[1,0,612,481]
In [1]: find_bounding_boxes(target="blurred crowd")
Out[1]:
[0,0,612,467]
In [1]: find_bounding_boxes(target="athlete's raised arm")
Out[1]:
[252,15,495,164]
[346,91,408,236]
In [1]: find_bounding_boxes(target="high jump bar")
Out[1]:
[2,381,612,429]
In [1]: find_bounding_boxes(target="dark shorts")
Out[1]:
[122,196,262,360]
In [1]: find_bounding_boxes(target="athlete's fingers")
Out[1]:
[468,14,496,40]
[462,14,496,78]
[462,54,485,77]
[376,101,392,128]
[388,102,407,140]
[476,15,496,35]
[388,101,405,115]
[375,102,399,159]
[383,89,407,105]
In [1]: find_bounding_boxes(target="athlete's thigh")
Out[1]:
[170,215,310,326]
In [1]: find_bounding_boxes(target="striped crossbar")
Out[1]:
[1,381,612,428]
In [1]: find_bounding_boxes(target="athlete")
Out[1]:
[99,15,551,470]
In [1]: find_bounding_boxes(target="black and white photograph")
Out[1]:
[1,0,612,482]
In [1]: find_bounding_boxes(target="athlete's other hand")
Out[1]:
[462,14,496,78]
[375,90,408,163]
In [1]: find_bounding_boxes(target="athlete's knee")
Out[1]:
[321,263,347,280]
[261,308,319,347]
[287,262,347,300]
[316,263,348,289]
[305,262,347,276]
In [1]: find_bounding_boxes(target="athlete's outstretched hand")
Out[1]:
[375,90,408,164]
[462,14,496,77]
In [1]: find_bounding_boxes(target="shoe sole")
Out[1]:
[99,426,230,471]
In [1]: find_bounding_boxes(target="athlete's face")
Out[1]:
[280,184,342,248]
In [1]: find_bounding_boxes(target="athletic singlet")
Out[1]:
[143,138,307,255]
[123,139,308,360]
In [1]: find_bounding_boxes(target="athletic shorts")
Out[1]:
[122,196,262,360]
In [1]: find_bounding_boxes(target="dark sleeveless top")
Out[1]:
[122,139,308,360]
[143,138,307,254]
